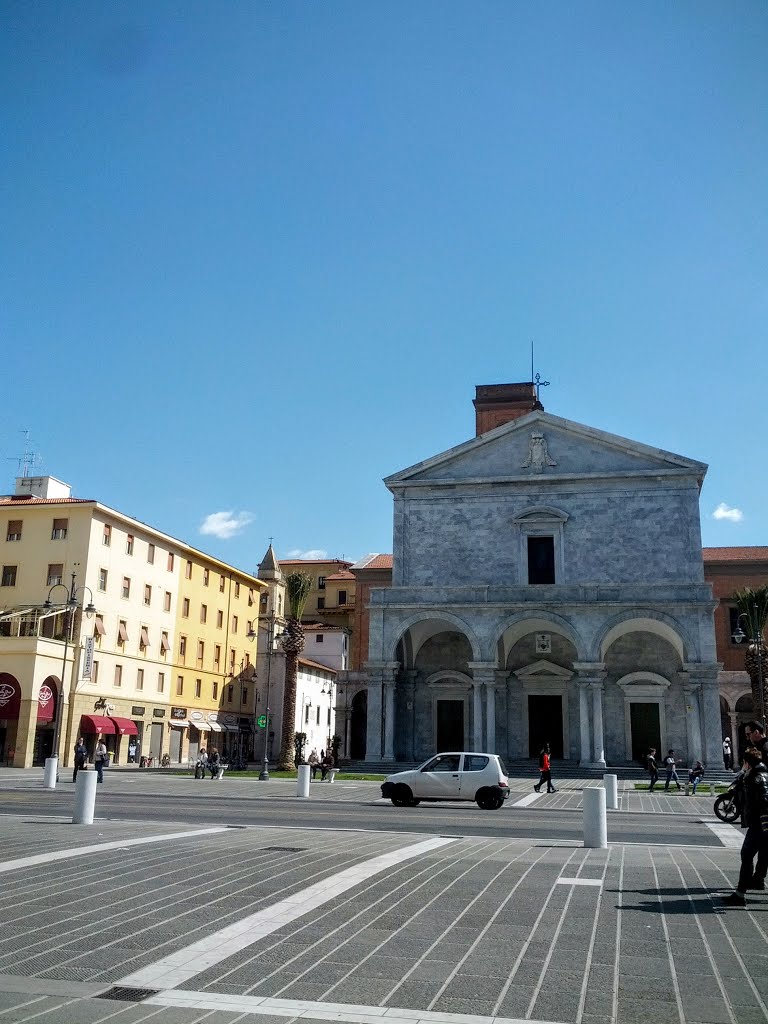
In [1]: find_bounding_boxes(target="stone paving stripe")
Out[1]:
[0,826,229,875]
[144,990,569,1024]
[117,837,455,991]
[702,820,743,848]
[510,793,541,808]
[648,849,686,1024]
[555,877,603,886]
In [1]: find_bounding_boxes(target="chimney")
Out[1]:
[473,383,542,436]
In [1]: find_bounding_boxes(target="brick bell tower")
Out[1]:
[473,382,543,436]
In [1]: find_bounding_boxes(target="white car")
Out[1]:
[381,752,510,810]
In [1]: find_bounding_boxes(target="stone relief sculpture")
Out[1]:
[521,431,557,472]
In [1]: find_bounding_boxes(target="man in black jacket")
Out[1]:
[723,747,768,905]
[745,721,767,765]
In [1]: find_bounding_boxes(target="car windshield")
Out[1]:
[422,754,460,772]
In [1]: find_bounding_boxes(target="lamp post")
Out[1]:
[732,608,766,731]
[43,571,96,790]
[321,679,335,756]
[247,612,286,781]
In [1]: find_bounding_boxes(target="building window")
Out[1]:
[47,563,63,587]
[234,582,240,598]
[728,607,742,643]
[318,576,326,589]
[214,645,221,670]
[317,596,325,610]
[200,604,207,624]
[259,593,268,613]
[182,597,190,617]
[122,576,131,599]
[140,626,150,651]
[232,615,238,634]
[219,575,226,593]
[94,616,105,641]
[305,705,310,724]
[229,649,236,674]
[212,680,219,700]
[176,676,184,696]
[157,672,165,693]
[126,534,134,555]
[137,668,144,691]
[92,660,99,683]
[328,707,331,726]
[185,560,192,580]
[179,635,187,660]
[164,591,171,612]
[248,589,254,607]
[242,686,248,705]
[227,684,234,703]
[114,664,123,688]
[147,543,155,564]
[51,518,68,540]
[6,520,22,542]
[161,631,170,655]
[118,620,128,646]
[144,584,152,606]
[197,640,204,666]
[195,678,202,698]
[316,634,324,643]
[338,590,347,606]
[103,524,111,547]
[167,552,174,572]
[316,707,321,725]
[216,610,223,628]
[203,568,209,586]
[527,536,556,584]
[98,568,108,592]
[1,565,17,587]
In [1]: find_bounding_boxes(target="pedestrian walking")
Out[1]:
[745,722,768,767]
[723,747,768,906]
[208,747,222,779]
[688,760,705,794]
[663,749,681,791]
[72,737,87,783]
[94,738,108,784]
[195,748,208,779]
[534,744,556,793]
[128,739,137,764]
[723,737,733,770]
[308,748,320,780]
[646,747,659,792]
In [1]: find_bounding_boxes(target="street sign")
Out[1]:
[257,715,267,728]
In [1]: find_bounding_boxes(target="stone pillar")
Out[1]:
[682,680,703,764]
[469,663,498,752]
[591,683,606,767]
[364,662,399,761]
[578,682,591,766]
[573,664,606,768]
[383,680,395,761]
[14,699,37,768]
[728,712,738,752]
[683,663,722,767]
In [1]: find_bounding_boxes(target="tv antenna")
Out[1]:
[7,430,42,477]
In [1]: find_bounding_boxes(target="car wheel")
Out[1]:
[391,783,414,807]
[409,798,421,807]
[476,789,493,810]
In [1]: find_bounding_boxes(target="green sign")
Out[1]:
[257,715,267,728]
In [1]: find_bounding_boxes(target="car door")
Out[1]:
[459,753,491,797]
[416,753,462,798]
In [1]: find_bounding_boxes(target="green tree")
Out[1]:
[276,572,313,770]
[733,585,768,725]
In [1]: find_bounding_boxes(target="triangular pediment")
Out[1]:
[515,659,573,680]
[384,410,707,489]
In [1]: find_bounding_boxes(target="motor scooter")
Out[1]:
[714,770,744,823]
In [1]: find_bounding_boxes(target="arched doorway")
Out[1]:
[0,673,22,765]
[350,690,367,759]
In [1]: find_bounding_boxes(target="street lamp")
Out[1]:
[43,571,96,789]
[732,608,766,731]
[247,612,287,781]
[321,680,335,756]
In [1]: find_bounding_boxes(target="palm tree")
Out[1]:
[276,572,313,770]
[733,585,768,725]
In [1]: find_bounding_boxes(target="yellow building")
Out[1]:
[278,558,355,630]
[0,476,265,768]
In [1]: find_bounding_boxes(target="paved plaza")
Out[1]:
[0,770,765,1024]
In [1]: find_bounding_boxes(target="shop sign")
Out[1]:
[132,706,146,716]
[171,706,188,720]
[82,637,94,679]
[153,708,166,718]
[37,683,56,723]
[0,679,21,720]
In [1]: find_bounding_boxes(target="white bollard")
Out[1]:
[296,764,311,798]
[583,787,608,849]
[72,769,98,824]
[603,774,618,810]
[327,768,338,783]
[43,756,58,790]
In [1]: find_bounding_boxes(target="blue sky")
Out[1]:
[2,2,766,573]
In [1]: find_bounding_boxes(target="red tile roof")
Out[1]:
[302,623,345,632]
[279,559,353,567]
[703,547,768,562]
[0,496,93,505]
[298,656,337,675]
[352,553,393,570]
[325,570,355,581]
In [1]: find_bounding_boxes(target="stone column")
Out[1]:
[683,663,722,767]
[383,681,395,761]
[469,663,498,752]
[573,664,606,768]
[364,661,399,761]
[681,678,703,763]
[578,682,591,766]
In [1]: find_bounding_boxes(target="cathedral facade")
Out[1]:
[345,384,721,768]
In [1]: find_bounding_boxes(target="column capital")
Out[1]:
[573,663,606,685]
[364,661,400,681]
[682,663,722,686]
[468,662,498,684]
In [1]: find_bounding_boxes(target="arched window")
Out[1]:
[512,507,569,585]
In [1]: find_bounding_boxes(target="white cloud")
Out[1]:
[712,502,744,523]
[286,548,328,560]
[199,511,255,539]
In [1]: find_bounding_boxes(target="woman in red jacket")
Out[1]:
[534,744,556,793]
